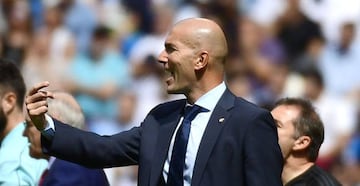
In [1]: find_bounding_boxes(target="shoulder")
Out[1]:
[232,96,271,120]
[309,165,341,186]
[148,99,186,116]
[46,159,108,185]
[288,165,341,186]
[49,159,107,179]
[52,159,95,172]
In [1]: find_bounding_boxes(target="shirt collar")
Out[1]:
[48,156,56,169]
[192,82,226,111]
[1,122,24,147]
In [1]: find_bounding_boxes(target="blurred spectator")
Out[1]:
[28,0,43,30]
[318,22,360,97]
[239,17,272,86]
[300,0,360,43]
[302,67,357,172]
[60,0,98,53]
[95,0,124,34]
[226,59,255,102]
[240,0,285,27]
[22,33,60,90]
[275,0,322,65]
[238,18,297,107]
[66,25,130,121]
[292,34,325,73]
[206,0,240,57]
[0,59,47,185]
[173,0,202,23]
[89,90,137,135]
[1,0,33,66]
[19,16,42,87]
[0,3,7,34]
[22,4,75,91]
[36,4,75,63]
[92,90,138,186]
[128,3,180,126]
[120,0,154,58]
[341,114,360,185]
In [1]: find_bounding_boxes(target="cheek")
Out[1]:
[29,131,41,143]
[277,129,291,146]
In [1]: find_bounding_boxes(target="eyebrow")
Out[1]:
[165,43,176,49]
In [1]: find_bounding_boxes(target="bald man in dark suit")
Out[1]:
[26,18,283,186]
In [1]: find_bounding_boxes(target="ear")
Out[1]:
[194,51,209,70]
[1,92,17,114]
[292,136,311,151]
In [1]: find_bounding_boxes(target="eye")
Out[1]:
[165,43,177,54]
[275,120,281,128]
[165,47,175,53]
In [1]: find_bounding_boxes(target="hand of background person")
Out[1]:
[25,81,54,131]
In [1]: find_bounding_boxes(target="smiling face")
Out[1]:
[158,26,198,95]
[271,105,300,159]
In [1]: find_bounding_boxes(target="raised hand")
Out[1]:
[25,81,54,131]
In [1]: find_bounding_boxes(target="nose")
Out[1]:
[157,50,168,65]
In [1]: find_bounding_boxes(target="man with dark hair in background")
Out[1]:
[0,59,47,185]
[271,97,341,186]
[302,67,357,172]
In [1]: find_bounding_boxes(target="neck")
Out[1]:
[186,80,223,104]
[0,110,24,141]
[282,157,314,185]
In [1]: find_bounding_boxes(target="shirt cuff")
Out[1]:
[41,114,55,140]
[43,114,55,131]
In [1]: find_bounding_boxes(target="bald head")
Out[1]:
[172,18,228,65]
[48,91,85,129]
[158,18,228,102]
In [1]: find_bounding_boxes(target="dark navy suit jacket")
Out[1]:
[42,89,283,186]
[41,158,109,186]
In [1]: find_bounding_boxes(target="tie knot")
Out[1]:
[183,105,208,121]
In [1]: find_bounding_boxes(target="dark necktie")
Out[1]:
[38,169,49,186]
[167,105,208,186]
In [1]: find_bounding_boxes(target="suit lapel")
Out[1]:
[191,89,235,186]
[149,100,186,186]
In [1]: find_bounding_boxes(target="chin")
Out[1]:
[30,149,42,159]
[166,87,183,95]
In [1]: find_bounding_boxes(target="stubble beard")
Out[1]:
[0,108,7,139]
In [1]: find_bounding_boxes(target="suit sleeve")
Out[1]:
[41,119,141,168]
[243,111,283,186]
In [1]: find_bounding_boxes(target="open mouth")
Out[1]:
[165,71,174,84]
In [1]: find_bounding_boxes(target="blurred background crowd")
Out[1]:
[1,0,360,185]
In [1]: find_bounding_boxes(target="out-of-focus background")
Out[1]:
[1,0,360,185]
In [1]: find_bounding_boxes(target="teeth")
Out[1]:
[165,71,172,77]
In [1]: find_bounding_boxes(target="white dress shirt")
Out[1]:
[163,82,226,186]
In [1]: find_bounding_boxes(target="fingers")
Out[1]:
[28,106,48,116]
[28,81,50,96]
[25,82,53,131]
[39,90,54,99]
[26,91,49,105]
[26,100,47,110]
